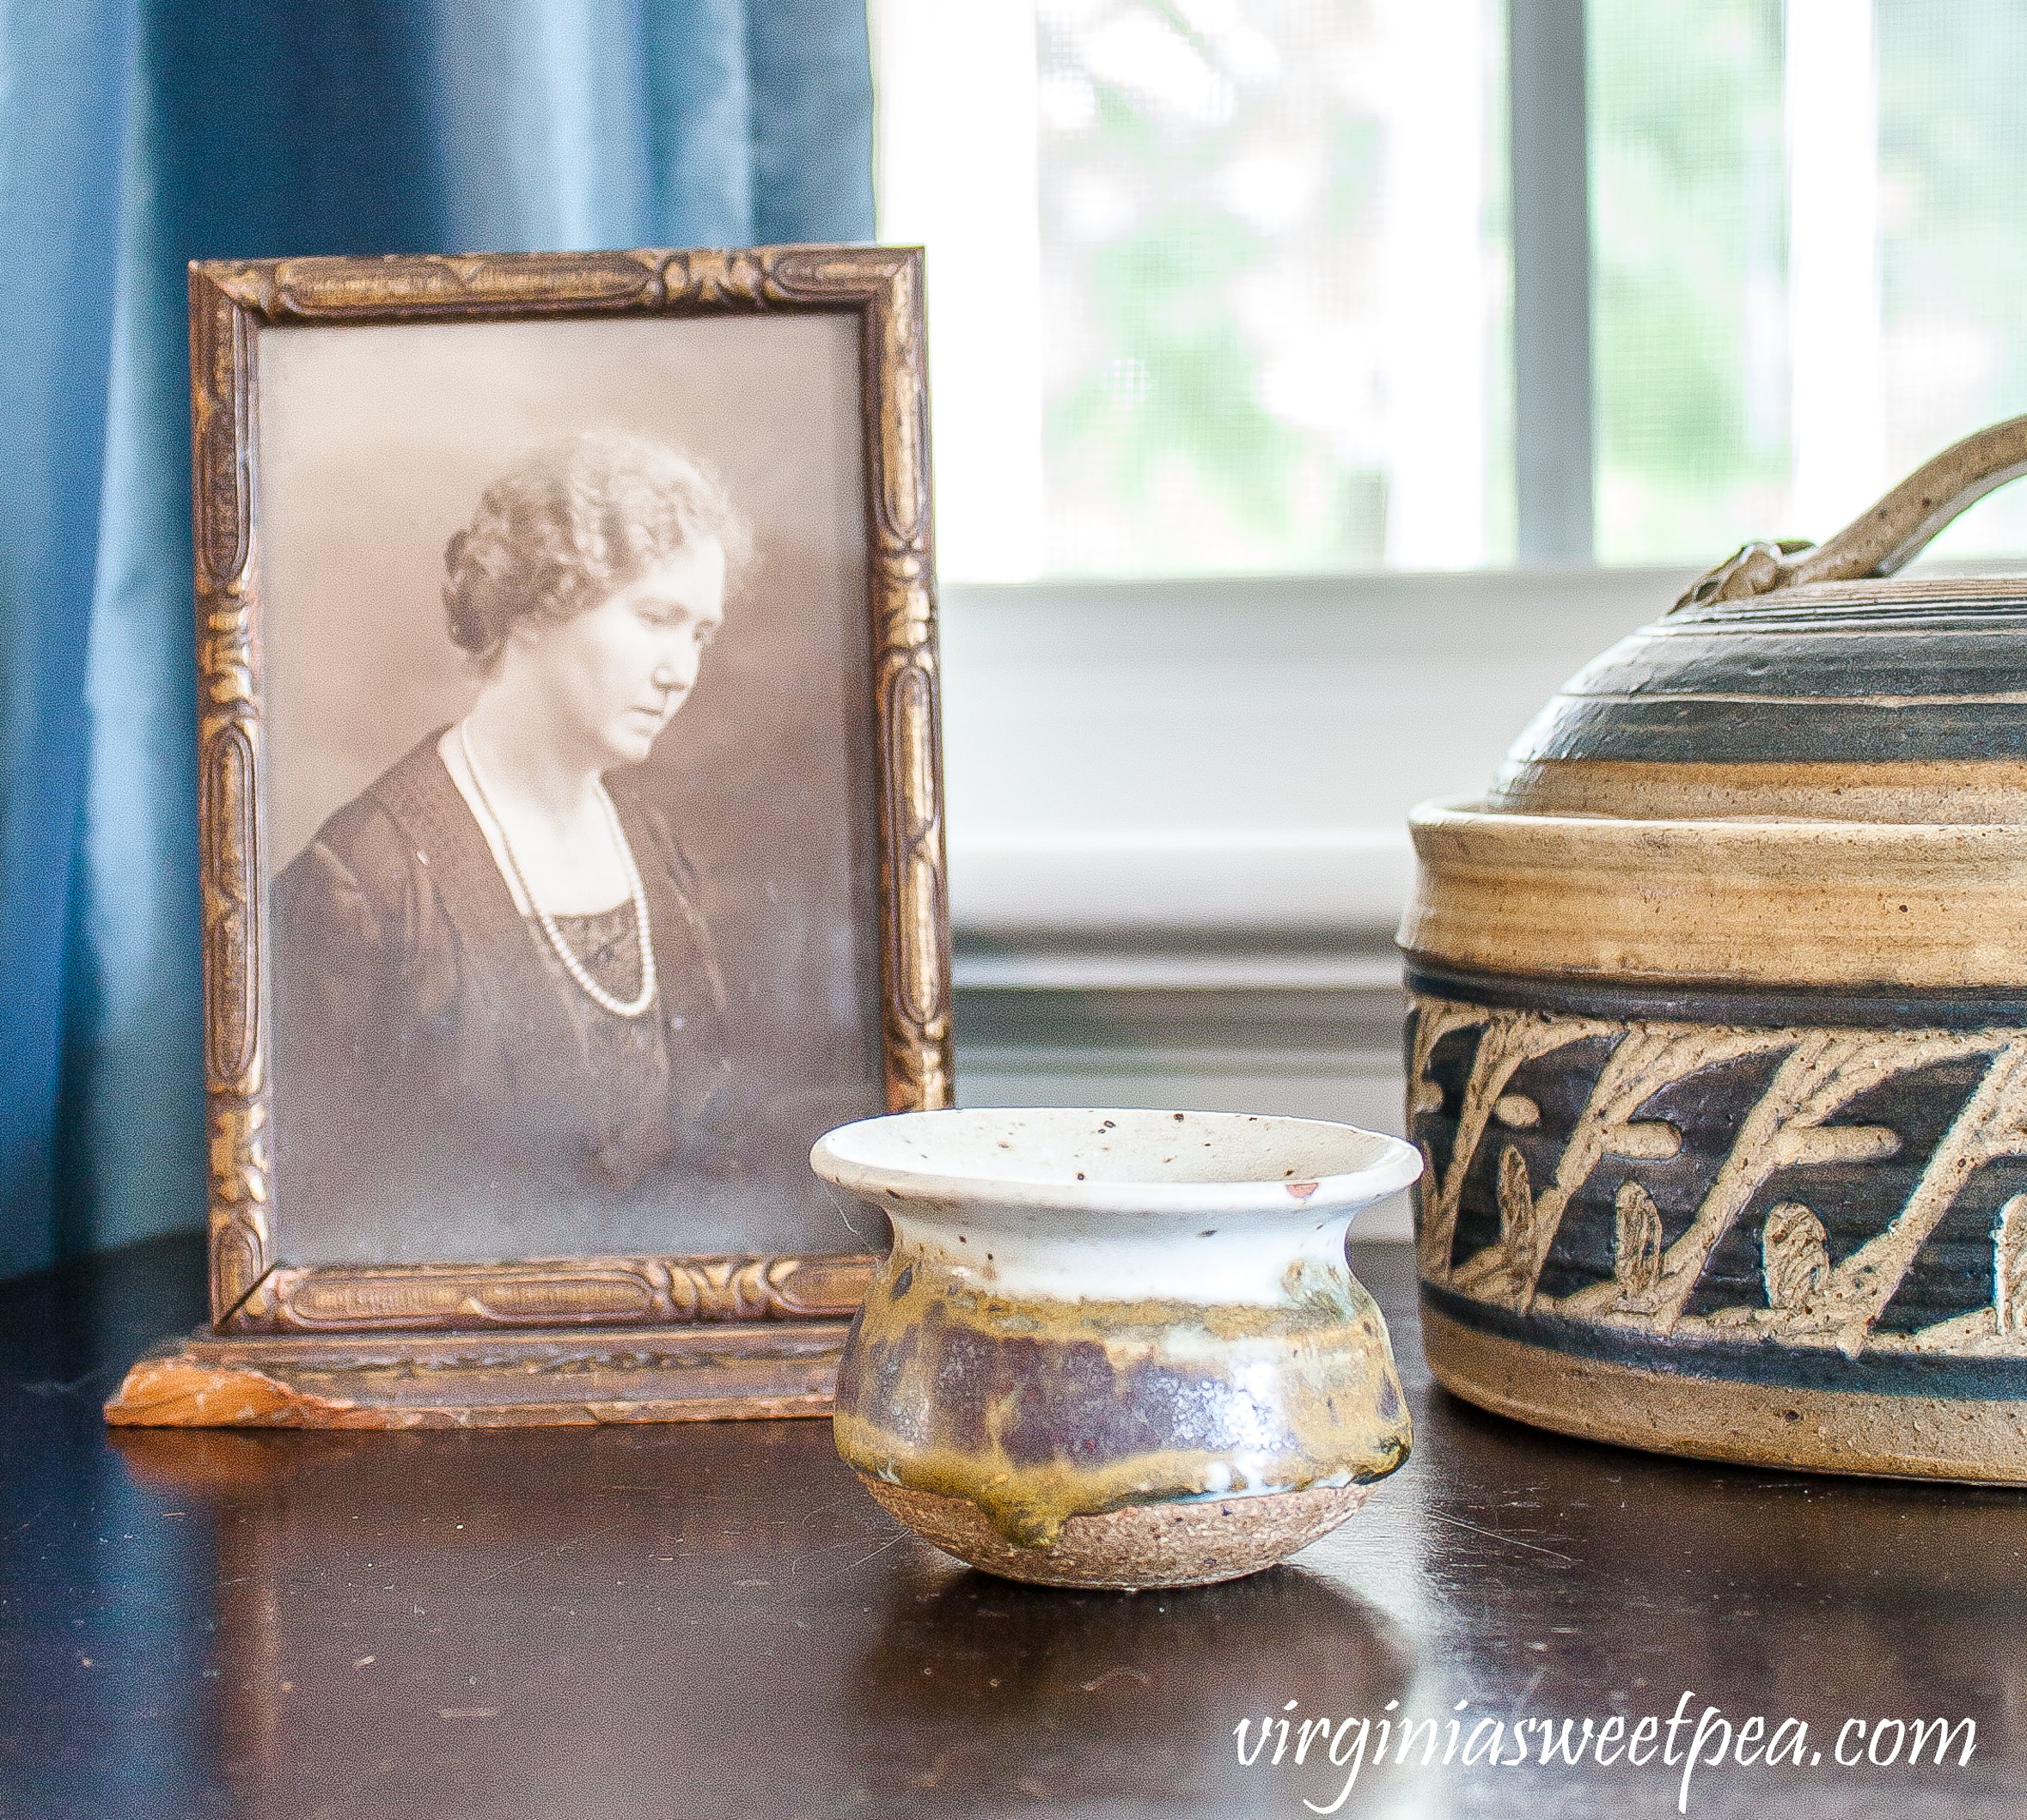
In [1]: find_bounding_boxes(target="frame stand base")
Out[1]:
[103,1321,851,1428]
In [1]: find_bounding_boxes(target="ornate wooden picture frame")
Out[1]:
[108,247,950,1428]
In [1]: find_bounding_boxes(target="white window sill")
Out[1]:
[939,565,1698,942]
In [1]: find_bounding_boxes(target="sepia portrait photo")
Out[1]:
[189,251,950,1329]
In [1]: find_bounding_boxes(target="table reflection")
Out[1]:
[111,1415,1415,1819]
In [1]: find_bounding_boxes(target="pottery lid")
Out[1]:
[1490,414,2027,826]
[1401,417,2027,991]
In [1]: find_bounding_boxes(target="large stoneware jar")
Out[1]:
[1401,417,2027,1482]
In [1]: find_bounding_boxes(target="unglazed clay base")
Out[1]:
[859,1475,1371,1591]
[1421,1303,2027,1484]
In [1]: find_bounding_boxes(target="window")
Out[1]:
[1033,0,1508,576]
[1596,0,2027,562]
[876,0,2027,578]
[876,0,1508,578]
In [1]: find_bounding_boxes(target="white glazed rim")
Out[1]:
[809,1107,1423,1221]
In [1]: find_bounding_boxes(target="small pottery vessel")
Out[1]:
[810,1107,1420,1590]
[1403,414,2027,1484]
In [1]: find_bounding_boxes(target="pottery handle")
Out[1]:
[1673,412,2027,612]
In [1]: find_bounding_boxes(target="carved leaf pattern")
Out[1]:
[1410,999,1609,1283]
[1811,1038,2027,1352]
[1444,1144,1545,1305]
[1450,1023,1796,1315]
[1614,1181,1663,1301]
[1409,991,2027,1359]
[1996,1194,2027,1337]
[1497,1145,1536,1258]
[1762,1202,1830,1310]
[1402,998,1489,1268]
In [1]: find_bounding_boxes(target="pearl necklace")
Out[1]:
[457,722,657,1019]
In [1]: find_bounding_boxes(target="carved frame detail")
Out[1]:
[190,247,951,1338]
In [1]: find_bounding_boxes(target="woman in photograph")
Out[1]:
[273,430,752,1252]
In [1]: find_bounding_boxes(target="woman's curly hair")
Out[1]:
[443,430,754,673]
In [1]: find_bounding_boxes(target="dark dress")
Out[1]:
[271,734,731,1261]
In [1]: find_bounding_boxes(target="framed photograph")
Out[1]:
[124,247,950,1422]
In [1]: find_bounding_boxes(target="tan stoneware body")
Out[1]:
[810,1108,1421,1589]
[1402,416,2027,1483]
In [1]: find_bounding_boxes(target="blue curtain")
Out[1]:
[0,0,875,1279]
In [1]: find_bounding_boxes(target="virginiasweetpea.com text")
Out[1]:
[1235,1690,1977,1814]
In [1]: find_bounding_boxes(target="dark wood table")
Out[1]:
[3,1237,2019,1818]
